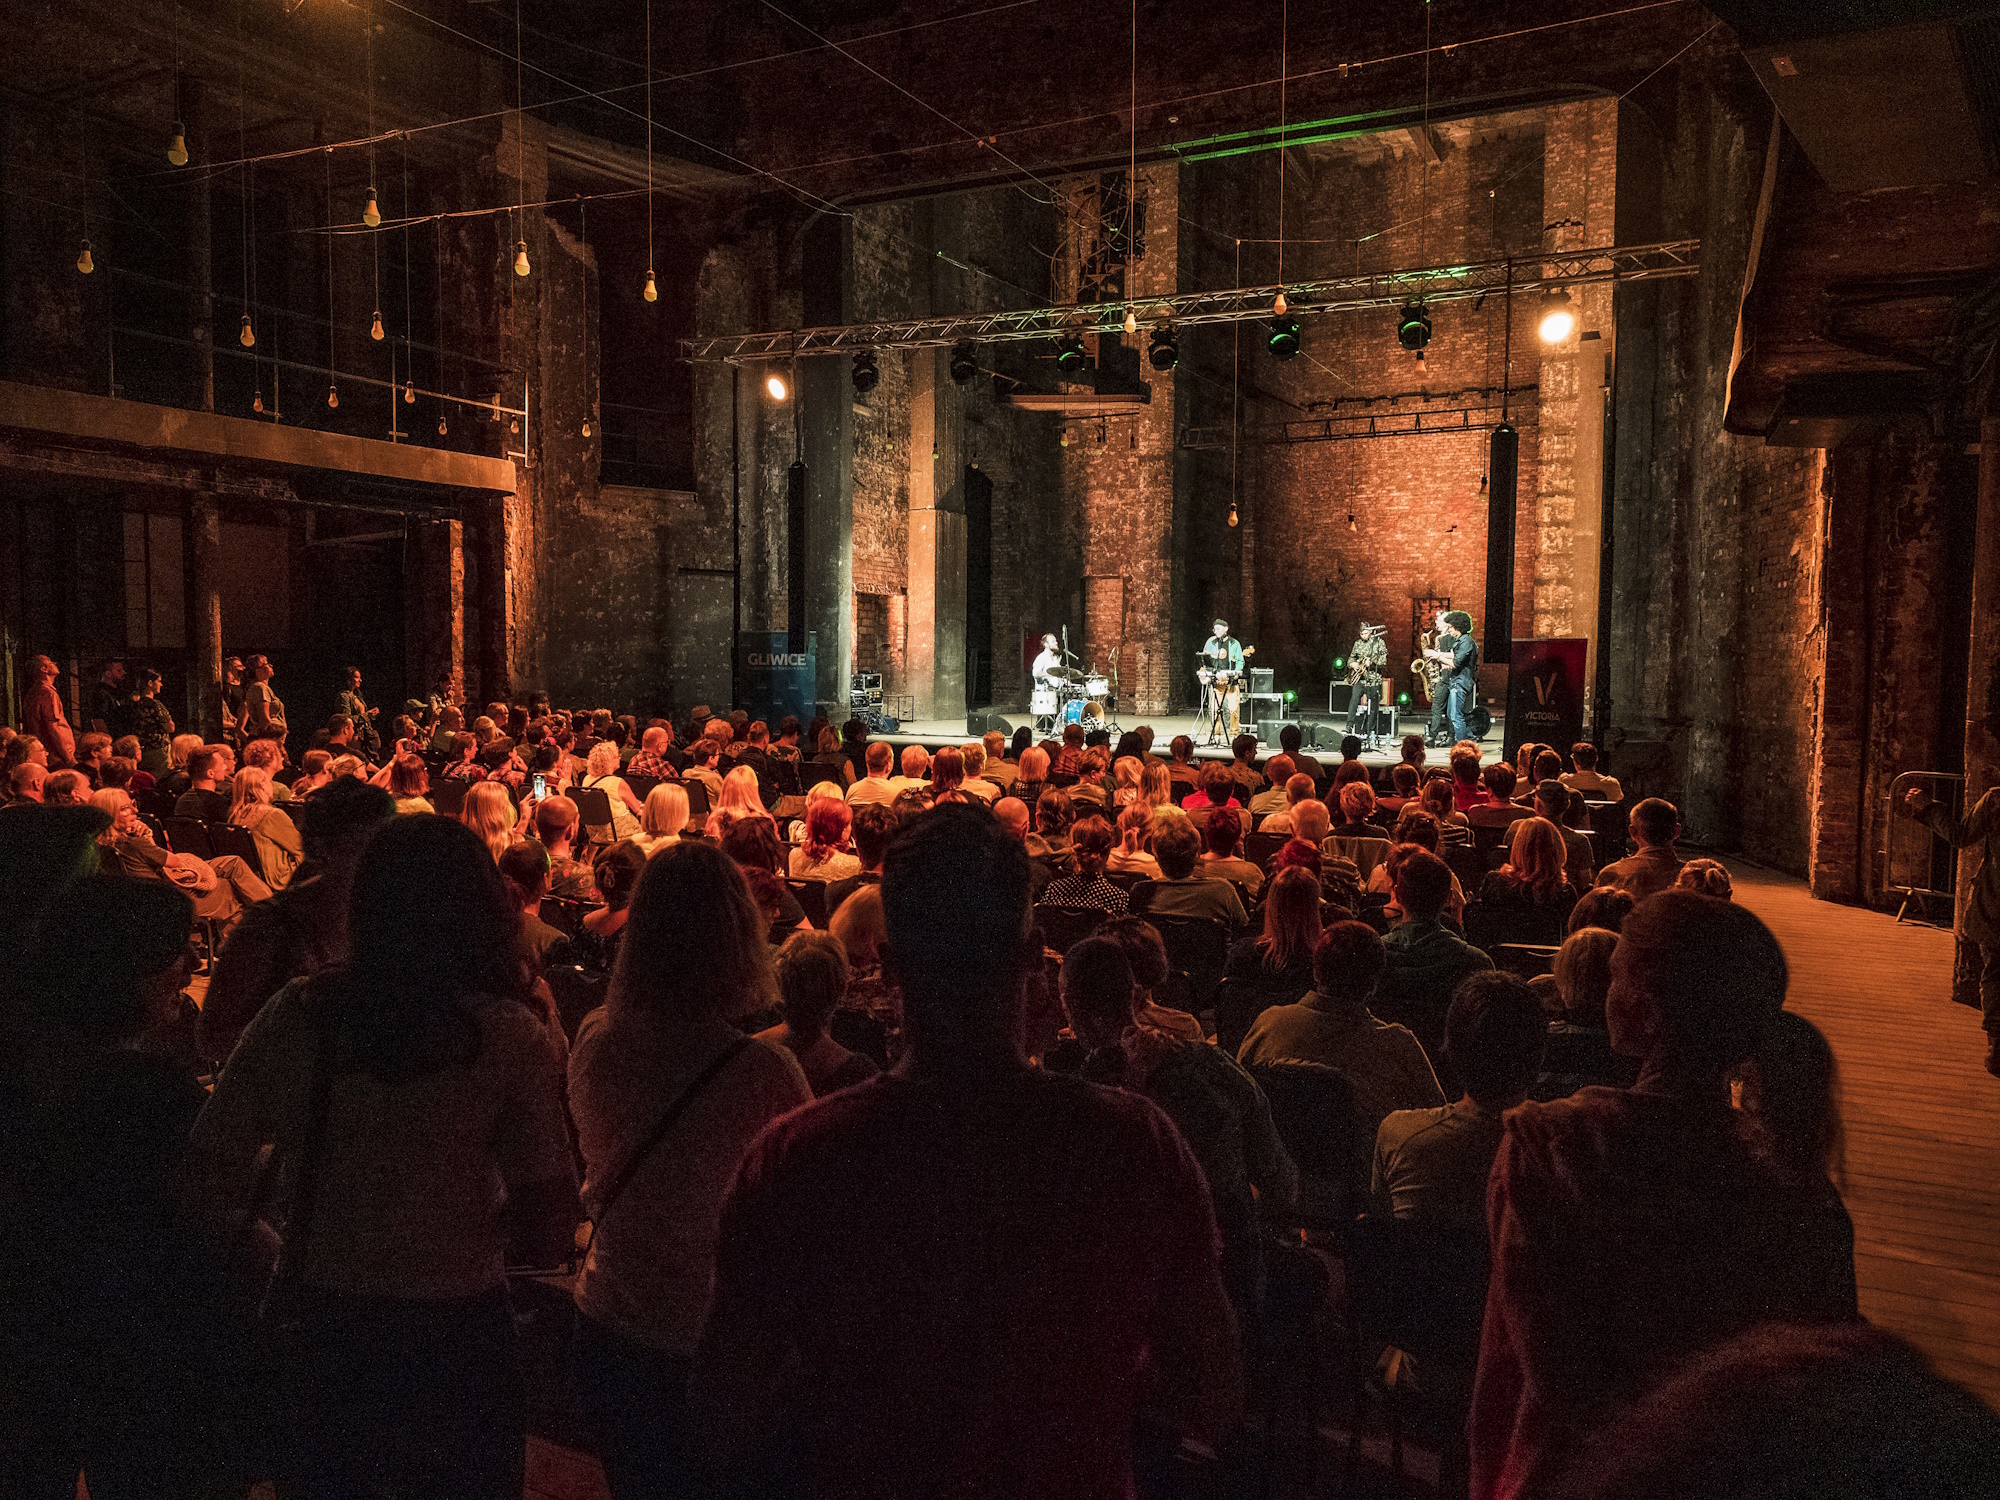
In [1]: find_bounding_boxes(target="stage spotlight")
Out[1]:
[1267,315,1300,360]
[765,373,789,401]
[851,350,879,394]
[1397,691,1410,705]
[1538,287,1575,343]
[1147,326,1178,371]
[949,340,978,384]
[1397,302,1431,352]
[1055,332,1087,373]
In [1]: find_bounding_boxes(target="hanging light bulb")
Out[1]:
[370,310,385,341]
[1123,307,1138,335]
[253,389,264,413]
[76,239,94,275]
[1347,513,1357,533]
[438,415,449,436]
[509,418,519,434]
[1227,500,1240,528]
[582,417,592,438]
[403,381,415,404]
[327,382,340,409]
[1060,428,1070,448]
[642,269,658,303]
[514,240,531,277]
[166,121,189,167]
[1273,290,1288,316]
[239,313,255,347]
[363,188,381,228]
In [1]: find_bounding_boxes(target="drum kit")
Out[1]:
[1032,664,1116,734]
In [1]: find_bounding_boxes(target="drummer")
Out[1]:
[1032,632,1067,687]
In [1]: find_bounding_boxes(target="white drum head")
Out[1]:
[1084,676,1110,697]
[1030,688,1057,713]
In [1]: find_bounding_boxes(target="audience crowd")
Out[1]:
[2,659,1995,1499]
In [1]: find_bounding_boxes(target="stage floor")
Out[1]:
[870,711,1505,766]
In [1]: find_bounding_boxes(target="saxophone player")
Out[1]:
[1422,610,1480,745]
[1346,624,1389,751]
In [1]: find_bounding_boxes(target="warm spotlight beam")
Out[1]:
[681,240,1696,362]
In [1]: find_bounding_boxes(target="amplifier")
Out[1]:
[1250,667,1274,695]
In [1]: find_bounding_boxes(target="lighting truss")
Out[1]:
[1180,398,1537,450]
[678,240,1699,364]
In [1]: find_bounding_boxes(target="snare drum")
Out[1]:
[1059,699,1086,727]
[1030,687,1057,715]
[1084,675,1110,699]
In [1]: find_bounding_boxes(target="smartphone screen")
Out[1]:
[533,773,547,800]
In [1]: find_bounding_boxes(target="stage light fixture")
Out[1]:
[1397,302,1431,352]
[363,189,382,228]
[1334,656,1346,670]
[1267,315,1300,360]
[166,122,189,167]
[1538,287,1575,343]
[1147,326,1178,371]
[1397,691,1410,705]
[239,314,254,347]
[764,373,788,401]
[949,340,978,385]
[851,350,879,394]
[1055,332,1087,373]
[76,240,94,275]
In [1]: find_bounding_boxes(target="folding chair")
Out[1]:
[787,878,831,929]
[207,823,269,885]
[1032,903,1109,954]
[1146,913,1230,1014]
[1245,830,1289,871]
[429,779,467,817]
[572,786,617,847]
[161,817,214,860]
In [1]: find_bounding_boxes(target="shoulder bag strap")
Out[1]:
[261,989,342,1315]
[581,1035,754,1256]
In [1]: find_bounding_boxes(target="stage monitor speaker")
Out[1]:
[1250,667,1274,695]
[968,712,1013,737]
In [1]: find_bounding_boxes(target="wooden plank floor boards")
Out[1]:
[1726,858,2000,1413]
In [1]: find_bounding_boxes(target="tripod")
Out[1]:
[1199,677,1233,747]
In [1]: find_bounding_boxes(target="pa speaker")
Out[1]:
[988,714,1014,736]
[968,712,1013,737]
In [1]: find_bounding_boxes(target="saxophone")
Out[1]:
[1412,630,1444,701]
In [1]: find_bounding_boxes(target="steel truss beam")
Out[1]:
[678,240,1698,364]
[1181,395,1538,450]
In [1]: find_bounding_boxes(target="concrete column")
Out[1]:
[413,518,465,703]
[188,495,224,738]
[1808,447,1871,903]
[472,494,513,704]
[1957,417,2000,1006]
[906,354,967,721]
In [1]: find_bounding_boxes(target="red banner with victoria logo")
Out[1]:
[1503,638,1589,763]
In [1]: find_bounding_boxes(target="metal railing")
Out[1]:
[1884,770,1963,925]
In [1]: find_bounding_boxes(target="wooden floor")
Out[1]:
[1727,858,2000,1411]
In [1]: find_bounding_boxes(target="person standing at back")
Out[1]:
[694,806,1242,1498]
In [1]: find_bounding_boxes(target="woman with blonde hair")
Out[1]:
[1479,815,1579,932]
[631,782,690,856]
[162,732,205,798]
[579,740,644,841]
[1139,758,1172,811]
[1112,756,1144,809]
[1107,800,1162,879]
[705,762,772,839]
[460,779,518,863]
[566,843,809,1497]
[229,764,304,890]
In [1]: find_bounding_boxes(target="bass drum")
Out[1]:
[1081,699,1107,726]
[1468,705,1493,741]
[1059,698,1086,727]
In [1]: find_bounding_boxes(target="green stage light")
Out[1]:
[1284,690,1296,702]
[1334,657,1345,669]
[1397,301,1432,351]
[1397,692,1410,704]
[1267,314,1301,359]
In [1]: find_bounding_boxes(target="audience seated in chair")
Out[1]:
[1199,804,1265,897]
[1376,848,1493,1068]
[1594,798,1684,902]
[1567,885,1635,936]
[1675,857,1732,900]
[1254,772,1317,837]
[756,929,880,1098]
[1096,915,1207,1043]
[1238,920,1444,1160]
[1530,926,1639,1101]
[228,765,305,891]
[1476,818,1579,939]
[1063,934,1297,1328]
[826,804,896,918]
[631,782,690,857]
[1219,865,1324,1054]
[788,798,860,882]
[173,744,234,823]
[1370,810,1469,927]
[1469,891,1859,1500]
[1506,777,1594,889]
[1106,801,1163,881]
[1558,741,1622,803]
[691,807,1244,1496]
[1041,814,1129,915]
[93,786,271,929]
[1248,755,1295,819]
[1373,970,1546,1228]
[1137,817,1248,932]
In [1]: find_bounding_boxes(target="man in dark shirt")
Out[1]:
[1278,722,1323,785]
[1595,797,1685,902]
[1423,610,1479,745]
[172,745,234,823]
[694,807,1242,1497]
[88,659,130,739]
[1378,847,1493,1072]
